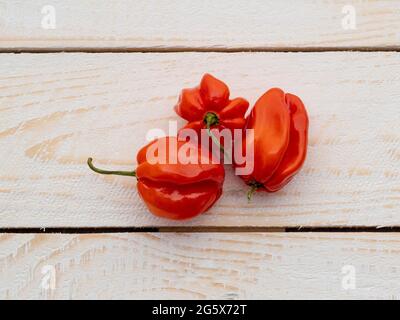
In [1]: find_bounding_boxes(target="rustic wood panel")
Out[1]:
[1,232,400,299]
[1,52,399,228]
[1,0,399,50]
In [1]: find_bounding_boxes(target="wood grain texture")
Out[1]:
[0,232,399,299]
[1,52,400,228]
[1,0,399,50]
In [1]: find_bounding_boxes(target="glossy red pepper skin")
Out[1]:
[264,93,309,192]
[235,88,308,194]
[136,136,224,219]
[88,136,224,220]
[175,74,249,139]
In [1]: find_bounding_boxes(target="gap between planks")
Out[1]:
[1,46,400,54]
[1,226,400,234]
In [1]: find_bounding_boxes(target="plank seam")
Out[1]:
[1,227,400,234]
[1,46,400,54]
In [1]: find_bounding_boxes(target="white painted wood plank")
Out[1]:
[0,52,399,227]
[1,0,399,50]
[1,232,399,299]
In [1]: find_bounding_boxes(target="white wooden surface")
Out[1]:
[1,0,400,301]
[0,0,399,50]
[1,52,399,228]
[1,232,400,300]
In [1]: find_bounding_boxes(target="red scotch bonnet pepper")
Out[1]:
[175,73,249,148]
[87,75,309,220]
[234,88,309,199]
[88,136,225,220]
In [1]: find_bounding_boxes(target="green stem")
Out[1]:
[206,125,225,152]
[203,112,228,157]
[87,158,136,178]
[246,181,264,201]
[203,112,220,128]
[247,185,258,202]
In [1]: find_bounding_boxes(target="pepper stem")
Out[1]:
[247,185,258,202]
[247,181,263,202]
[203,112,227,155]
[87,158,136,178]
[204,112,220,128]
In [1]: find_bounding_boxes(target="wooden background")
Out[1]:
[0,0,400,299]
